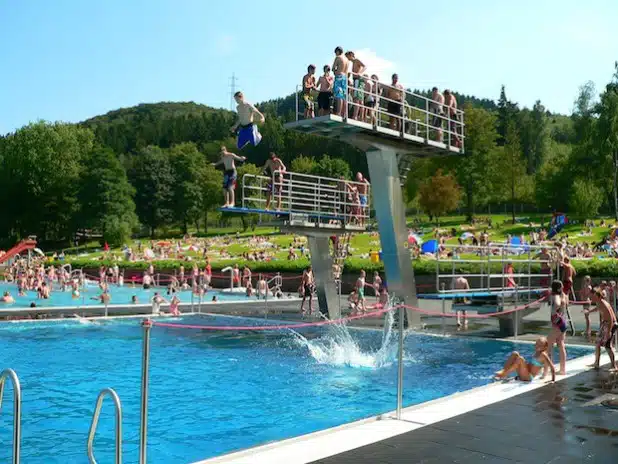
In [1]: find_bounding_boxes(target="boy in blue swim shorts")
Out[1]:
[212,146,246,208]
[332,46,349,117]
[230,91,265,150]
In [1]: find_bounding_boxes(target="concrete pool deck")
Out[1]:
[198,353,616,464]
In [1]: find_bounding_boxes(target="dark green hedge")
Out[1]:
[58,257,618,277]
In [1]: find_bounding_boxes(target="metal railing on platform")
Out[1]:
[295,73,465,153]
[241,171,371,229]
[435,243,556,301]
[0,368,21,464]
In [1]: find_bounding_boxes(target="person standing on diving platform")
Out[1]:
[212,146,246,208]
[263,152,287,210]
[230,91,265,150]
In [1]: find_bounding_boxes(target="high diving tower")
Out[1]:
[224,76,464,325]
[284,76,465,327]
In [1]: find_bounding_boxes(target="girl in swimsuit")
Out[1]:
[495,337,555,382]
[547,280,568,375]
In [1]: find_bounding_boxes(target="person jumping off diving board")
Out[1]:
[230,91,265,150]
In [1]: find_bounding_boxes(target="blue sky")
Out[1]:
[1,0,616,134]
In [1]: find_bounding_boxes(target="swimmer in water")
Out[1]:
[495,337,555,382]
[1,291,15,304]
[169,295,181,316]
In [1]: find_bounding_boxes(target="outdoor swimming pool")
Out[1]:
[0,282,252,308]
[0,315,592,463]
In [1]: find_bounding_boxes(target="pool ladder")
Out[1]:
[87,388,123,464]
[0,368,22,464]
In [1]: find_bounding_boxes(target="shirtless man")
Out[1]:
[580,275,593,340]
[587,290,618,371]
[536,247,552,289]
[384,74,404,131]
[212,146,246,208]
[430,87,445,142]
[316,65,334,116]
[300,265,315,315]
[453,276,470,329]
[230,91,265,150]
[331,46,349,117]
[443,90,461,147]
[263,152,287,210]
[355,172,370,225]
[302,65,318,119]
[345,51,366,120]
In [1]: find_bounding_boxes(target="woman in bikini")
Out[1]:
[495,337,555,382]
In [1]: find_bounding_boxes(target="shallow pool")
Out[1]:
[0,315,592,463]
[0,282,251,308]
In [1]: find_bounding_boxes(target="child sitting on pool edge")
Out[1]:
[494,337,555,382]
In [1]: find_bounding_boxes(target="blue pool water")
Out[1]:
[0,315,592,463]
[0,282,249,308]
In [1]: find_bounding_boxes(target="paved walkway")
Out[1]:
[310,367,618,464]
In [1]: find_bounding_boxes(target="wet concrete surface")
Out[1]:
[310,368,618,464]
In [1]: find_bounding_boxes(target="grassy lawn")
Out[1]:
[51,214,618,275]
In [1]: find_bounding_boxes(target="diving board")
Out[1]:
[419,288,547,300]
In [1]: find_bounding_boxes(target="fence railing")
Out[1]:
[241,171,371,229]
[295,73,465,152]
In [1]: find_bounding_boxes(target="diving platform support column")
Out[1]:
[307,234,341,320]
[366,146,419,327]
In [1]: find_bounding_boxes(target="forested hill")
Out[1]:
[81,102,235,155]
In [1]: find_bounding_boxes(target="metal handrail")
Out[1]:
[87,388,123,464]
[0,368,22,464]
[242,172,371,227]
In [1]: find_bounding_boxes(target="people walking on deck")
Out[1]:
[587,290,618,371]
[316,65,334,116]
[332,47,349,117]
[561,257,576,299]
[385,74,404,131]
[212,146,246,208]
[430,87,445,142]
[580,275,593,341]
[547,280,568,375]
[301,65,318,119]
[242,265,252,288]
[230,91,264,149]
[300,265,315,315]
[263,153,286,210]
[373,271,382,297]
[355,270,367,313]
[232,264,241,288]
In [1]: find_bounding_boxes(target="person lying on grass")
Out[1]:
[495,336,555,382]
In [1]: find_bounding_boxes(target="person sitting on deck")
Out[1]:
[212,146,246,208]
[495,337,555,382]
[230,91,264,150]
[348,289,359,313]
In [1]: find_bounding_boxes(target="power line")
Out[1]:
[229,73,238,111]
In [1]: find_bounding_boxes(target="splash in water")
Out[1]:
[292,308,401,369]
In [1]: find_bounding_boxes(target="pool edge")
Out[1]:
[193,352,603,464]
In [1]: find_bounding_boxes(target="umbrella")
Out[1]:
[460,232,474,240]
[407,233,423,245]
[421,240,438,254]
